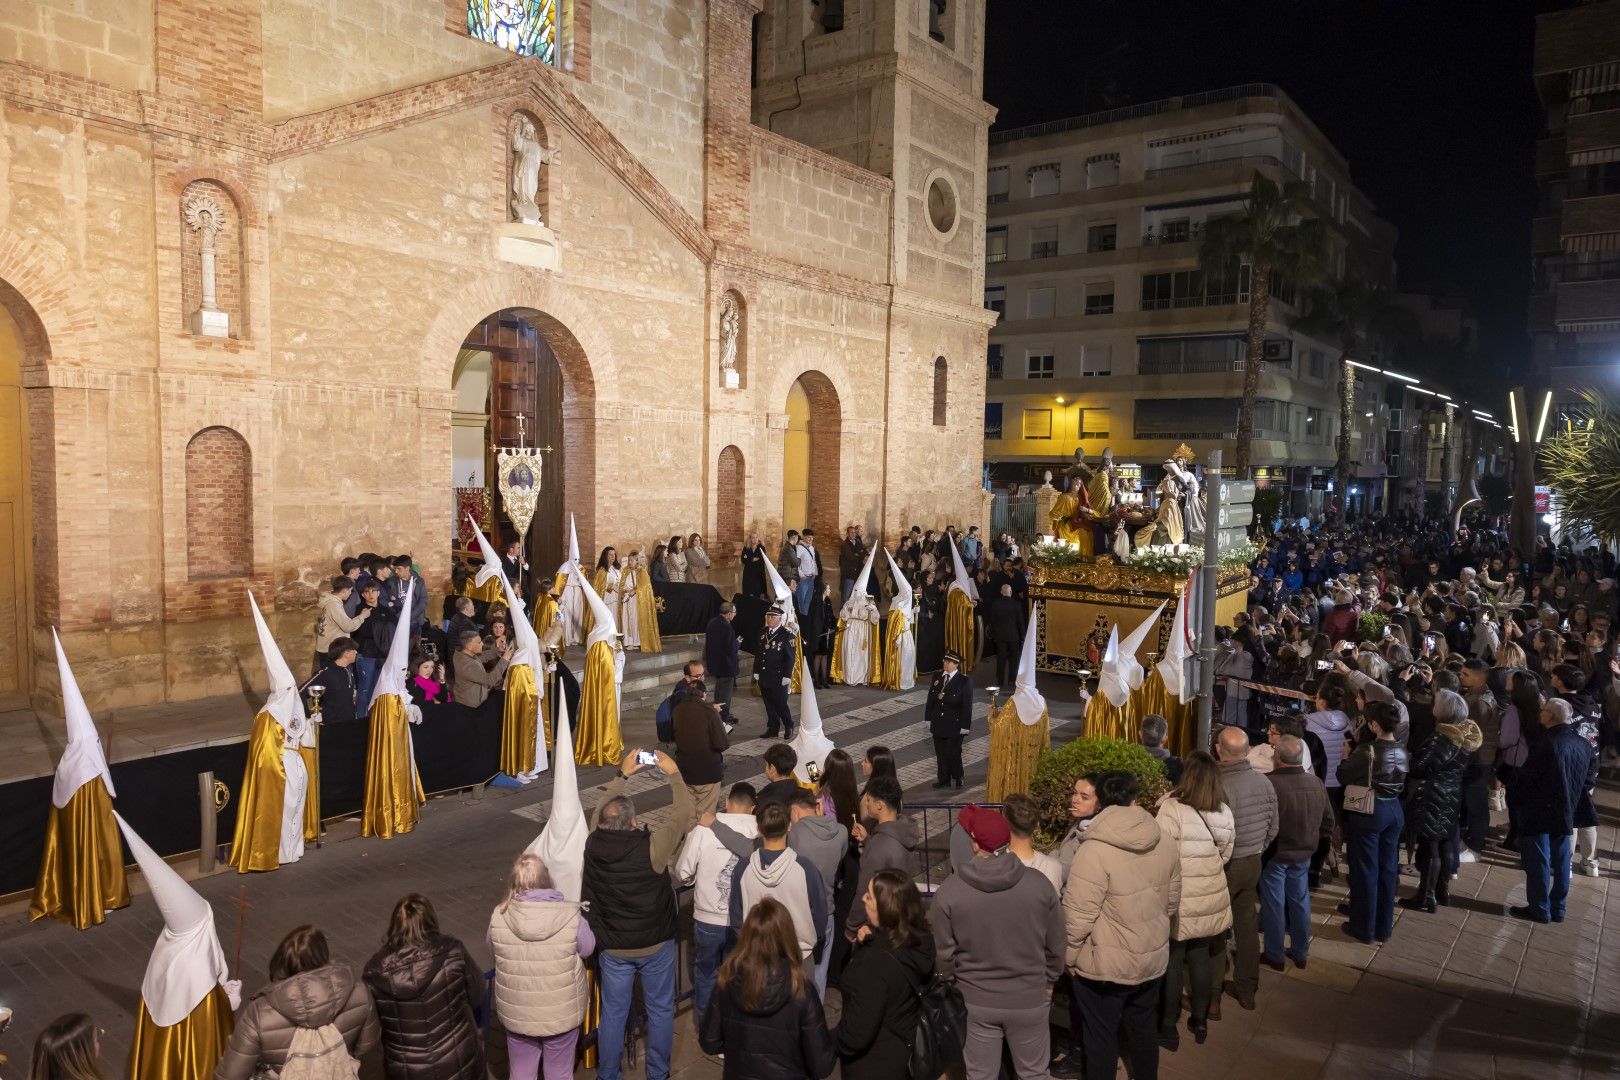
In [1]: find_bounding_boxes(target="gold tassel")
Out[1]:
[227,711,287,873]
[29,777,129,930]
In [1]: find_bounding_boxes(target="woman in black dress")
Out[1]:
[915,570,945,675]
[740,532,768,598]
[805,581,838,688]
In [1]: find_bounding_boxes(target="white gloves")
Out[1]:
[223,978,243,1011]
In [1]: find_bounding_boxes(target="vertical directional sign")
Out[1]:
[1217,480,1255,551]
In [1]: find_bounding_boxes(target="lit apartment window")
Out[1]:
[1079,409,1110,439]
[984,402,1003,439]
[1022,407,1053,438]
[1028,163,1060,198]
[988,165,1009,204]
[1084,282,1114,316]
[986,226,1008,263]
[1306,406,1323,441]
[1026,287,1055,319]
[1029,225,1058,259]
[1026,352,1055,379]
[1080,343,1112,376]
[987,344,1003,379]
[1087,223,1116,252]
[1085,153,1119,189]
[984,286,1005,320]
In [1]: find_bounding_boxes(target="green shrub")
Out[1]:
[1028,736,1173,849]
[1357,610,1387,644]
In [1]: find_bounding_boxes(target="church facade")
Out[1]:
[0,0,994,709]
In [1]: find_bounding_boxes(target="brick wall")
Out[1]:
[155,0,261,115]
[750,132,893,283]
[715,443,745,558]
[185,426,251,579]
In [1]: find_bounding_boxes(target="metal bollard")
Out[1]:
[198,771,217,873]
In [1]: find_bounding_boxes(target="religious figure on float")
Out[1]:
[1136,443,1198,549]
[1048,448,1116,556]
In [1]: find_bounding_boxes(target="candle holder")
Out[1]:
[305,683,326,719]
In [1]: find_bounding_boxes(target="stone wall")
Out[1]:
[748,131,892,283]
[0,0,154,92]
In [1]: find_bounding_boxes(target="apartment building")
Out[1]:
[1531,0,1620,429]
[983,83,1397,514]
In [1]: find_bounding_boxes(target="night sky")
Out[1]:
[984,1,1544,376]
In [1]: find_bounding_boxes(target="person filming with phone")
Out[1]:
[583,747,693,1080]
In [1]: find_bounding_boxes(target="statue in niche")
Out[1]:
[719,295,740,382]
[510,114,546,225]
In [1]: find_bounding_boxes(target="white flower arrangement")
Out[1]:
[1122,541,1259,577]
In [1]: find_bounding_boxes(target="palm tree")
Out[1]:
[1541,388,1620,543]
[1199,171,1327,470]
[1295,275,1419,501]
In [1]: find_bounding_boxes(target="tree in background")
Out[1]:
[1296,275,1420,502]
[1200,171,1326,471]
[1540,389,1620,543]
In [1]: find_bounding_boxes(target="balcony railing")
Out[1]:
[987,251,1008,264]
[1030,242,1059,259]
[988,192,1009,204]
[990,83,1283,145]
[1140,290,1247,311]
[1145,154,1294,181]
[1142,222,1204,246]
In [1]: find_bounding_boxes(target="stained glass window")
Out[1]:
[467,0,557,64]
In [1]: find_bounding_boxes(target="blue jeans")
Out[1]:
[1344,798,1404,942]
[812,912,834,999]
[1260,859,1311,964]
[597,940,677,1080]
[354,656,380,713]
[794,577,814,617]
[1519,832,1572,922]
[691,922,729,1023]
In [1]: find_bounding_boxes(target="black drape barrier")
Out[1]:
[733,592,770,656]
[652,581,724,636]
[0,664,586,896]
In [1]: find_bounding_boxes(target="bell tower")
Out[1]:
[751,0,996,305]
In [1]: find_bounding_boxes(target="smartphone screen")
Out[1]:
[636,750,658,767]
[806,761,821,782]
[1316,660,1332,671]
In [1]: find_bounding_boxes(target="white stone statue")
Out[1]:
[182,189,229,338]
[510,114,544,226]
[719,294,740,387]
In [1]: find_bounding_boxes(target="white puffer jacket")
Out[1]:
[488,896,589,1038]
[1154,797,1235,941]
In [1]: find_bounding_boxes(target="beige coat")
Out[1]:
[1062,804,1182,985]
[1154,797,1235,941]
[214,963,379,1080]
[488,896,589,1038]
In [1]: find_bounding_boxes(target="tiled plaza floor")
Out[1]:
[2,660,1615,1079]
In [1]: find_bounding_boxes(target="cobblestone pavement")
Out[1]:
[2,664,1616,1079]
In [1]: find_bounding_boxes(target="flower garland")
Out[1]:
[1121,541,1259,578]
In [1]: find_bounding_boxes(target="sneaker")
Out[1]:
[1582,859,1601,878]
[1458,849,1478,864]
[723,721,737,735]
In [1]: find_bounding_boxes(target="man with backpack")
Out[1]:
[930,805,1064,1080]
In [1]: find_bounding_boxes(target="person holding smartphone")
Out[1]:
[673,681,729,822]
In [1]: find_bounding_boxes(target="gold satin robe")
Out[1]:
[945,588,976,663]
[227,711,287,873]
[129,985,234,1080]
[625,567,662,653]
[29,777,129,930]
[880,608,911,691]
[986,700,1050,802]
[360,694,425,839]
[500,662,541,777]
[575,639,625,768]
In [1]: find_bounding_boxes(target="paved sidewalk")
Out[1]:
[3,662,1615,1079]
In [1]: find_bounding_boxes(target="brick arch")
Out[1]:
[185,427,252,580]
[0,228,104,367]
[786,370,842,555]
[716,444,745,560]
[933,356,948,426]
[421,275,604,560]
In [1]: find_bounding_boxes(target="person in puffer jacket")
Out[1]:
[1400,694,1480,913]
[214,925,380,1080]
[1063,771,1182,1080]
[488,853,596,1079]
[362,894,486,1079]
[1154,751,1235,1050]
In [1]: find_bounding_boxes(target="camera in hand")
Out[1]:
[635,749,658,767]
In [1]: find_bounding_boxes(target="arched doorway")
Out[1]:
[0,297,34,703]
[782,372,841,546]
[452,310,568,592]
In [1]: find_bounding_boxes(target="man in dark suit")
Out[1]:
[988,583,1024,687]
[703,602,741,724]
[755,607,797,740]
[928,652,973,789]
[500,538,529,601]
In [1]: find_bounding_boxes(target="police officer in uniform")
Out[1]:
[755,606,797,739]
[928,651,973,789]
